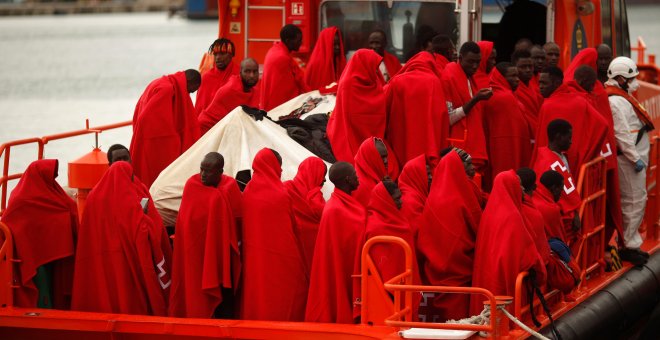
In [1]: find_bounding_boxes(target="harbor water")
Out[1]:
[0,6,659,188]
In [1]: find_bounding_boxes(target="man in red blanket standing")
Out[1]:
[260,24,309,111]
[195,38,240,115]
[368,30,401,82]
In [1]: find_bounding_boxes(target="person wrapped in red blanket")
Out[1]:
[259,24,309,111]
[385,51,449,165]
[130,70,201,188]
[198,58,261,135]
[470,170,547,315]
[1,159,78,309]
[473,41,496,89]
[240,148,308,321]
[367,30,401,82]
[327,49,386,163]
[513,49,544,137]
[517,168,551,264]
[72,161,172,316]
[417,150,483,321]
[306,162,365,323]
[284,157,327,276]
[169,153,241,318]
[195,38,240,115]
[304,26,346,92]
[397,154,431,231]
[352,137,400,207]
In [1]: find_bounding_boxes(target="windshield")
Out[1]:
[320,0,458,63]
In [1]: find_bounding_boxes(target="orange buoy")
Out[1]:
[68,148,109,219]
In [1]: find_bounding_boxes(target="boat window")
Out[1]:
[482,0,547,24]
[614,0,631,57]
[601,0,613,48]
[320,0,458,62]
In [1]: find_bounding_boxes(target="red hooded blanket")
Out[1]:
[195,61,240,115]
[240,148,307,321]
[417,152,483,321]
[398,154,429,230]
[260,42,309,111]
[515,79,544,138]
[434,54,450,72]
[2,159,78,309]
[72,162,172,316]
[304,27,346,91]
[198,75,260,135]
[470,170,546,315]
[305,187,366,323]
[483,68,533,190]
[352,137,400,207]
[473,41,494,89]
[441,62,489,166]
[327,49,386,162]
[522,197,551,264]
[533,184,566,241]
[283,157,327,275]
[385,51,449,165]
[168,174,240,318]
[130,71,200,188]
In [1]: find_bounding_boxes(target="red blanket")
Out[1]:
[473,41,494,89]
[218,174,243,221]
[434,54,450,72]
[417,152,482,321]
[533,82,608,173]
[130,71,200,188]
[327,49,386,162]
[522,198,551,264]
[304,27,346,91]
[515,80,544,137]
[533,185,566,241]
[352,137,400,207]
[470,170,546,315]
[283,157,327,276]
[198,75,260,135]
[385,52,449,165]
[195,61,240,115]
[483,68,533,191]
[441,62,488,165]
[72,162,172,315]
[240,148,307,321]
[306,188,366,323]
[383,51,402,78]
[2,159,78,308]
[259,42,309,111]
[398,154,429,230]
[532,147,582,216]
[168,174,240,318]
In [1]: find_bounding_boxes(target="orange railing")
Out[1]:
[645,136,660,240]
[0,221,15,308]
[0,120,131,214]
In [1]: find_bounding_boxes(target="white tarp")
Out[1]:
[150,91,336,225]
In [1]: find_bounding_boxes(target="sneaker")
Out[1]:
[619,248,648,267]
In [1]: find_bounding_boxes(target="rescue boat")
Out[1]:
[2,0,660,339]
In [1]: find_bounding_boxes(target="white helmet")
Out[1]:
[607,56,639,79]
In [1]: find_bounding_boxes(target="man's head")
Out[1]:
[374,138,389,171]
[514,38,533,53]
[382,178,403,210]
[543,42,561,68]
[185,69,202,93]
[458,41,481,77]
[607,56,640,94]
[531,45,546,74]
[280,24,303,52]
[240,58,259,90]
[496,62,520,91]
[431,35,456,61]
[540,170,564,202]
[107,144,130,165]
[516,167,537,196]
[368,30,387,57]
[200,152,224,187]
[539,66,564,98]
[270,148,283,166]
[329,161,359,194]
[486,48,498,74]
[209,38,235,71]
[596,44,613,80]
[574,65,597,93]
[547,119,572,152]
[512,49,534,84]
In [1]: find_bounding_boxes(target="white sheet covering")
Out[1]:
[150,91,336,225]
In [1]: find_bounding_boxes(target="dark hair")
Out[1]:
[185,69,201,84]
[540,170,564,189]
[547,119,572,142]
[107,144,128,163]
[511,49,532,64]
[496,62,515,76]
[574,64,597,82]
[382,178,399,197]
[280,24,302,42]
[459,41,481,56]
[432,35,452,50]
[371,29,388,44]
[204,152,224,169]
[541,66,564,83]
[208,38,235,56]
[516,167,536,192]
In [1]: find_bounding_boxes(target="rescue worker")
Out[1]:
[605,57,654,266]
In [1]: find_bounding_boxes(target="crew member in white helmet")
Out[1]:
[605,56,655,266]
